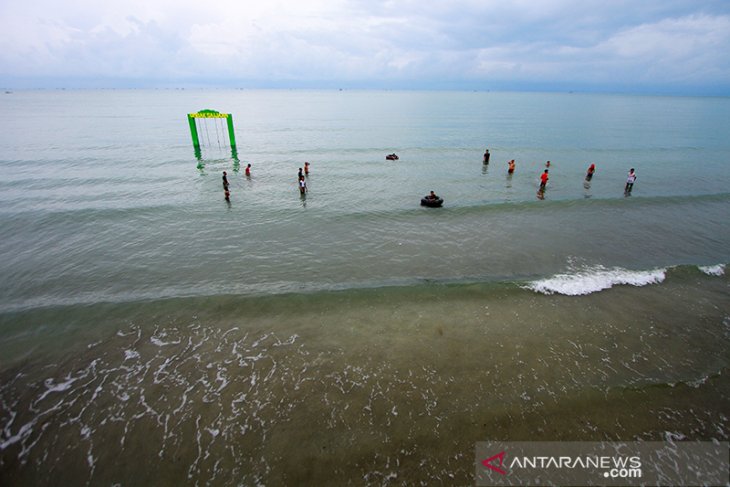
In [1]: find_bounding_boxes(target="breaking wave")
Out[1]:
[526,265,667,296]
[699,264,725,276]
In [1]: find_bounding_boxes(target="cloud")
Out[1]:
[0,0,729,92]
[597,14,730,82]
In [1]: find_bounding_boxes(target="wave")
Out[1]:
[1,260,727,314]
[610,368,727,393]
[317,190,730,225]
[526,262,728,296]
[699,264,725,276]
[525,265,667,296]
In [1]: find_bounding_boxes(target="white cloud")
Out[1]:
[0,0,729,92]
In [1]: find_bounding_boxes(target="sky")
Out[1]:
[1,0,729,94]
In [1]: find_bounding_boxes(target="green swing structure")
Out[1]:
[187,109,238,164]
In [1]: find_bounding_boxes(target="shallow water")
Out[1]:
[1,90,729,485]
[1,268,729,485]
[1,90,729,310]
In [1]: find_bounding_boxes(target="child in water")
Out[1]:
[508,160,515,174]
[245,164,251,177]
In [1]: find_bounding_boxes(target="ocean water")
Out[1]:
[0,89,729,485]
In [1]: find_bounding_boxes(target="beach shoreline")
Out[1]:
[2,269,728,485]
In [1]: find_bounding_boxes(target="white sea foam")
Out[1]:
[124,350,140,361]
[698,264,725,276]
[36,376,78,402]
[526,265,666,296]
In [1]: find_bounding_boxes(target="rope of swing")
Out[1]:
[202,118,212,147]
[215,117,222,149]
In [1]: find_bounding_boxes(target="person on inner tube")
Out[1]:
[426,190,439,200]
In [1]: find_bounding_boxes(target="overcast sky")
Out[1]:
[1,0,729,93]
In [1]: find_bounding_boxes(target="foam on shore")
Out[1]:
[698,264,725,276]
[526,265,667,296]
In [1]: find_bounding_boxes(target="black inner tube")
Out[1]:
[421,197,443,207]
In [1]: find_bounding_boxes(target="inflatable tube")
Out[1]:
[421,197,444,208]
[386,154,399,160]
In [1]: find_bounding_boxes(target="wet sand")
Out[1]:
[1,271,729,485]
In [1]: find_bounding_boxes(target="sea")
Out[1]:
[0,89,729,486]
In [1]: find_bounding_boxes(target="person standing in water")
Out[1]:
[539,169,549,191]
[304,162,310,175]
[483,149,490,164]
[298,167,303,180]
[245,164,251,177]
[298,176,307,194]
[222,171,229,190]
[508,160,515,174]
[625,168,637,193]
[585,163,596,181]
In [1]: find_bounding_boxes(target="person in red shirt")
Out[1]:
[245,163,251,177]
[539,169,549,190]
[585,163,595,181]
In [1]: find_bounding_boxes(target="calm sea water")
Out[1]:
[1,89,729,309]
[1,90,729,485]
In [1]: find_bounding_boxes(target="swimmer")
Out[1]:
[545,161,551,168]
[426,190,439,200]
[625,168,637,193]
[585,163,595,181]
[539,169,549,190]
[508,160,515,174]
